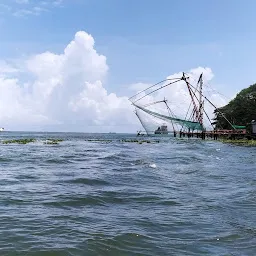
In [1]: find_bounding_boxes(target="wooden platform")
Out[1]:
[178,129,247,140]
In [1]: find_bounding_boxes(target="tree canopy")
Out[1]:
[213,83,256,129]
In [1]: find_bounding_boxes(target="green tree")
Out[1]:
[213,83,256,129]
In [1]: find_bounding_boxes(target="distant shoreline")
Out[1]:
[220,139,256,146]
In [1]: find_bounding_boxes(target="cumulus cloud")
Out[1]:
[0,31,135,132]
[0,30,226,132]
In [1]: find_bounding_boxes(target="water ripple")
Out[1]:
[0,132,255,255]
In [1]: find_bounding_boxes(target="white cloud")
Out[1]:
[8,0,63,17]
[0,31,136,132]
[0,3,12,14]
[0,30,227,132]
[15,0,29,4]
[13,6,47,16]
[53,0,63,6]
[0,61,19,73]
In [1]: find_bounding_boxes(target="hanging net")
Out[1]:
[135,108,173,135]
[134,103,204,131]
[130,72,232,133]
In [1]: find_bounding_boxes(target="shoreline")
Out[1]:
[219,139,256,146]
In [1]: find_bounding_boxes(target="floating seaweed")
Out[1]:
[48,139,64,142]
[44,139,64,145]
[121,139,160,144]
[44,141,59,145]
[220,139,256,147]
[2,138,64,145]
[2,138,36,144]
[85,139,113,144]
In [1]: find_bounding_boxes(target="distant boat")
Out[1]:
[137,130,146,136]
[154,124,168,134]
[0,128,4,132]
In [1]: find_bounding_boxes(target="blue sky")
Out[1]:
[0,0,255,131]
[1,0,256,97]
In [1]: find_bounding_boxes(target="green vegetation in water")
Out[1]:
[44,139,64,145]
[48,138,63,142]
[85,139,160,144]
[220,139,256,146]
[2,138,64,145]
[85,139,113,143]
[121,139,160,144]
[2,138,36,144]
[44,141,58,145]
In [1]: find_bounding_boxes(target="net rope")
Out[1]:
[134,104,203,131]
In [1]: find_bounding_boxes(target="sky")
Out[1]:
[0,0,255,132]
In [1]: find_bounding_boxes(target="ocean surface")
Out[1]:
[0,132,255,256]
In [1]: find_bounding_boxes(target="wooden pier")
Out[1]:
[178,129,247,140]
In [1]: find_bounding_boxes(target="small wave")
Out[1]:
[86,233,158,256]
[0,179,19,185]
[16,174,37,180]
[99,153,127,161]
[0,157,13,162]
[66,178,109,186]
[43,196,106,207]
[149,163,156,168]
[45,158,73,164]
[133,159,148,166]
[2,198,26,205]
[161,200,181,206]
[43,192,177,208]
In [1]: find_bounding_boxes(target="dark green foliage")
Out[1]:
[214,83,256,129]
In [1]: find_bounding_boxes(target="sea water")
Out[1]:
[0,132,255,255]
